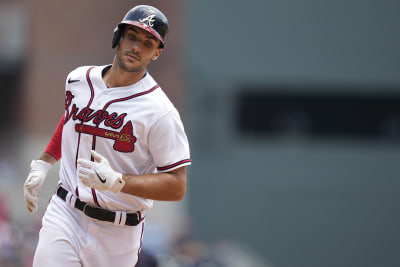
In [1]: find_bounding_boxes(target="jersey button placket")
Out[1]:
[94,92,106,109]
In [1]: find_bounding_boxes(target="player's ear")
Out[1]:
[152,48,162,61]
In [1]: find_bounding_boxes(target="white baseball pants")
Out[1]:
[33,195,144,267]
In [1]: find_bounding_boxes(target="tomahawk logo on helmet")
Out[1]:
[139,15,156,27]
[112,5,169,49]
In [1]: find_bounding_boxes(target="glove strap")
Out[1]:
[109,173,125,194]
[31,159,52,174]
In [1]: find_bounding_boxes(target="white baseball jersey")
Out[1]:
[60,65,191,213]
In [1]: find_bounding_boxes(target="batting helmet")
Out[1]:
[112,5,169,49]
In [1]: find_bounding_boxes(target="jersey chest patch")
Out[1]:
[75,121,136,153]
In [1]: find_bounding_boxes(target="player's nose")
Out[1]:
[129,41,141,53]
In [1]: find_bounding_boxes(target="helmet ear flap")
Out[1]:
[112,27,122,48]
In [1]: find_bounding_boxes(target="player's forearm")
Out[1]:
[39,152,58,165]
[120,167,186,201]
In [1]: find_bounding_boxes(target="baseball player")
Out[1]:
[23,5,191,267]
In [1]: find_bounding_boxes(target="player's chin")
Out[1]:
[122,63,145,73]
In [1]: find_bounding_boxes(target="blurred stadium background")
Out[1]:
[0,0,399,266]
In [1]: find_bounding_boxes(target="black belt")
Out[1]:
[56,186,141,226]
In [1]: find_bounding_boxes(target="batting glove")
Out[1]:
[23,160,52,214]
[77,150,125,194]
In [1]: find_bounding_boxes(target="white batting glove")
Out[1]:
[77,150,125,194]
[23,160,52,214]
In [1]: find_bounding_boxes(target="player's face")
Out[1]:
[116,26,162,73]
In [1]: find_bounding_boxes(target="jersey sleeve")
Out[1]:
[44,114,64,161]
[148,111,191,172]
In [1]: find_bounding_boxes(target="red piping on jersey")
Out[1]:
[102,84,159,111]
[75,66,96,167]
[82,67,101,207]
[157,159,192,171]
[73,67,97,204]
[90,125,100,207]
[134,222,145,267]
[84,74,159,207]
[91,84,159,206]
[75,133,82,169]
[86,67,96,106]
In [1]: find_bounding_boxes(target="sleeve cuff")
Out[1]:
[157,159,191,172]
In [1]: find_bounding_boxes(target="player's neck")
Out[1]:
[103,63,146,88]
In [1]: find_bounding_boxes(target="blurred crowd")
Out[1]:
[136,220,269,267]
[0,195,37,267]
[0,194,268,267]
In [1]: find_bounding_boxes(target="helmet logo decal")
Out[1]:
[139,15,156,27]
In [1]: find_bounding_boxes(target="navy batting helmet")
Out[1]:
[112,5,169,48]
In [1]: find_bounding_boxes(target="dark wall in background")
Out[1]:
[186,0,400,266]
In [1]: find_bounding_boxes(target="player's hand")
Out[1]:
[77,150,125,194]
[23,160,52,214]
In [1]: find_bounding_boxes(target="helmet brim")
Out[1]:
[120,21,165,48]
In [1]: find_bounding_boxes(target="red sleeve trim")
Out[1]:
[157,159,191,171]
[44,114,64,161]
